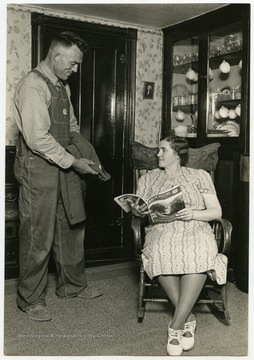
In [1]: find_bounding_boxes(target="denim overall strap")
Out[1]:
[32,70,71,149]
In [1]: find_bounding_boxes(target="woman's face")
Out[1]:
[157,140,179,168]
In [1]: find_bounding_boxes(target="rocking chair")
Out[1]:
[130,141,232,324]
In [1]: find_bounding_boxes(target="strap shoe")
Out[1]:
[182,316,196,351]
[167,322,183,356]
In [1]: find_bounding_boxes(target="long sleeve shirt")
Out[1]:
[13,61,79,169]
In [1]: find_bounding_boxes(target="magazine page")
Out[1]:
[114,194,147,213]
[147,185,185,223]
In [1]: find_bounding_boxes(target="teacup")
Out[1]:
[228,109,237,119]
[219,106,229,118]
[175,110,185,121]
[174,125,188,137]
[186,68,196,81]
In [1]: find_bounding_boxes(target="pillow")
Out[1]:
[130,141,220,171]
[186,143,220,171]
[130,141,158,170]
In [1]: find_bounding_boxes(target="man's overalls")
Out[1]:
[14,70,87,310]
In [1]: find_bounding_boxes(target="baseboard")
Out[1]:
[4,261,138,295]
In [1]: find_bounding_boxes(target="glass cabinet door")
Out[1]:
[207,22,242,138]
[171,36,199,138]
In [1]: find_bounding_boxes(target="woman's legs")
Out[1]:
[158,273,207,329]
[158,274,181,307]
[158,273,206,354]
[173,273,206,328]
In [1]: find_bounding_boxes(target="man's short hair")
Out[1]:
[51,31,88,54]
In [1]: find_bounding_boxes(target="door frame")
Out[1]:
[31,13,137,265]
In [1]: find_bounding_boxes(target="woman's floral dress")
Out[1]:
[136,167,227,284]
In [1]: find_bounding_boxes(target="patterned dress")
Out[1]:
[137,167,227,284]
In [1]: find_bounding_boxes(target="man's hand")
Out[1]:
[72,158,99,175]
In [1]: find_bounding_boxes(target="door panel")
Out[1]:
[80,36,126,255]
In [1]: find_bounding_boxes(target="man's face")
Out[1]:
[54,44,83,80]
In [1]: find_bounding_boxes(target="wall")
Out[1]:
[135,31,163,146]
[6,5,163,147]
[6,9,31,145]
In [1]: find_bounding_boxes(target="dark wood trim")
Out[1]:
[31,13,137,40]
[241,5,250,156]
[162,4,248,33]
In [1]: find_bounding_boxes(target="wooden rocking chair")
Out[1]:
[130,141,232,324]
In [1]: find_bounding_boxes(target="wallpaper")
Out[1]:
[6,6,163,147]
[6,10,31,145]
[135,31,163,146]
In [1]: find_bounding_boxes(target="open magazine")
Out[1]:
[114,185,185,224]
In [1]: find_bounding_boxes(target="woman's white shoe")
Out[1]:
[167,324,183,356]
[182,317,196,351]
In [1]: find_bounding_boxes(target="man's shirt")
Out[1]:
[13,61,79,169]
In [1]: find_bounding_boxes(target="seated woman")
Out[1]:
[130,135,227,356]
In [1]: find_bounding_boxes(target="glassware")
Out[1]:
[207,22,242,137]
[171,36,199,138]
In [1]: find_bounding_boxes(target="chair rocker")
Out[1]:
[130,141,233,324]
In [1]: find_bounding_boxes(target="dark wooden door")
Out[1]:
[78,33,132,263]
[31,14,137,266]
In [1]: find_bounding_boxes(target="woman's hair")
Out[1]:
[161,135,189,165]
[50,31,88,54]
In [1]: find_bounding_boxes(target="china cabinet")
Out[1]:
[162,4,250,290]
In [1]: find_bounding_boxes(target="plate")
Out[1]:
[217,121,240,136]
[172,84,190,97]
[207,133,229,138]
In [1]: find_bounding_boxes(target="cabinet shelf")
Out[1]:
[173,104,198,112]
[173,62,198,74]
[173,50,242,74]
[209,50,242,70]
[216,99,241,108]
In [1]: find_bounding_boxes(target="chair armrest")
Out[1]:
[212,218,232,255]
[131,216,144,256]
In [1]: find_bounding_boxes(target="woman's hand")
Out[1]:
[175,207,194,221]
[177,194,222,222]
[126,198,149,218]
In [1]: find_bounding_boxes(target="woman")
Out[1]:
[130,135,227,356]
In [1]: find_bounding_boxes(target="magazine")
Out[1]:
[114,185,185,224]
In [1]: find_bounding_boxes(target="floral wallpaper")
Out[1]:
[6,5,163,147]
[6,10,31,145]
[135,31,163,146]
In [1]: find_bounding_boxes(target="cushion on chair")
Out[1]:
[186,143,220,171]
[130,141,159,170]
[130,141,220,171]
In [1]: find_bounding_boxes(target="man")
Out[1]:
[13,32,102,322]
